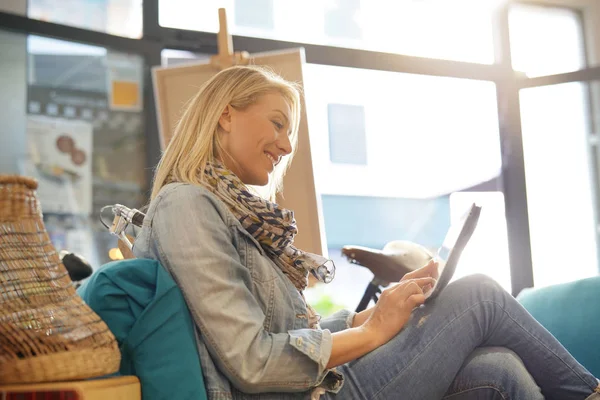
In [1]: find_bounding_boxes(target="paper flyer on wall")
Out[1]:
[25,115,93,215]
[106,51,143,111]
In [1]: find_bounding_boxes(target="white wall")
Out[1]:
[0,0,26,15]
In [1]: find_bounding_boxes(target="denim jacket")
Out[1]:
[133,183,355,399]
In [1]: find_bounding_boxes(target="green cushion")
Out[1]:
[517,276,600,377]
[78,259,207,400]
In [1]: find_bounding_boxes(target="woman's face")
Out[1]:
[217,92,293,186]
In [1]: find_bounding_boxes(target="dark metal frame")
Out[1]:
[492,5,535,297]
[2,0,600,296]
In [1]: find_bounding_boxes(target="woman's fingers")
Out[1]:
[407,292,426,307]
[402,259,439,281]
[389,278,436,301]
[422,283,433,294]
[420,258,439,279]
[402,277,436,290]
[383,278,436,309]
[401,284,428,308]
[427,259,440,280]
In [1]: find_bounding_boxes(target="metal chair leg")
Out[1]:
[355,282,381,312]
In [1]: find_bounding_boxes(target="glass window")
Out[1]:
[15,0,143,39]
[302,64,510,312]
[509,4,586,77]
[161,49,213,67]
[159,0,496,64]
[0,31,147,271]
[303,64,502,199]
[520,82,600,288]
[327,103,367,165]
[0,29,28,174]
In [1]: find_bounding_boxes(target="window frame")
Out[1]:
[1,0,600,295]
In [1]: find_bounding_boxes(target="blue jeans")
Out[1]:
[325,274,600,400]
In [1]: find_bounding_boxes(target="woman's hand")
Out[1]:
[361,277,436,347]
[401,259,439,295]
[352,259,440,328]
[402,258,439,284]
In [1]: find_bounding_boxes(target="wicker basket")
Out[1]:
[0,175,121,384]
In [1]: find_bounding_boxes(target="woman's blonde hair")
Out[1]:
[151,65,302,201]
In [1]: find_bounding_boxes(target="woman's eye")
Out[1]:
[272,121,283,130]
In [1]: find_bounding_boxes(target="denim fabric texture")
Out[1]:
[326,274,600,399]
[133,183,349,400]
[134,182,600,400]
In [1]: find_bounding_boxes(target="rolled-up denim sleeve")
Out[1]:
[149,185,334,394]
[288,328,332,372]
[319,309,356,333]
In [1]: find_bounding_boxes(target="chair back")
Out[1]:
[78,259,208,400]
[518,276,600,377]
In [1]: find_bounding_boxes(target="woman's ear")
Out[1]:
[218,105,233,133]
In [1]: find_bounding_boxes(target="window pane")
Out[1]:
[302,64,509,312]
[303,64,502,199]
[159,0,495,64]
[327,103,367,165]
[161,49,213,67]
[0,31,147,271]
[509,4,586,77]
[25,0,143,39]
[520,82,600,288]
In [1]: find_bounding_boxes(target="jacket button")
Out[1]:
[296,337,303,346]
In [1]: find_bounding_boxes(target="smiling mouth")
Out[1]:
[265,152,279,167]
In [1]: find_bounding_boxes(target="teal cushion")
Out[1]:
[78,259,207,400]
[517,276,600,377]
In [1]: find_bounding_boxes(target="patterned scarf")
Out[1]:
[201,161,335,294]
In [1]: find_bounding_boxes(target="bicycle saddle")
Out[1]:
[342,241,434,283]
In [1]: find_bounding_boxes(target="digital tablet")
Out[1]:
[424,203,482,302]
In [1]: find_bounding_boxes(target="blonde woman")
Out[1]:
[133,65,600,400]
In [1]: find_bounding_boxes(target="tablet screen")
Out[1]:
[437,205,474,260]
[424,203,481,302]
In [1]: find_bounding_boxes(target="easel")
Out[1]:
[118,8,247,261]
[209,8,250,70]
[152,10,326,257]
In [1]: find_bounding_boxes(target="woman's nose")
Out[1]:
[278,133,293,156]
